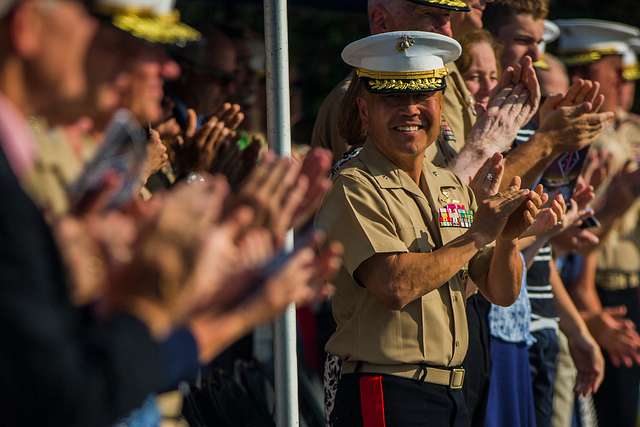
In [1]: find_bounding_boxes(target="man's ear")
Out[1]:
[369,5,393,34]
[356,96,369,131]
[10,1,42,58]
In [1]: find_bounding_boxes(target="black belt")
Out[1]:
[596,270,640,291]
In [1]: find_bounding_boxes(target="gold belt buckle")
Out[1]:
[449,368,465,390]
[630,273,640,288]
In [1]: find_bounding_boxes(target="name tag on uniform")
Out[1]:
[439,203,474,228]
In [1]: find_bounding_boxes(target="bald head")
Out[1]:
[368,0,454,37]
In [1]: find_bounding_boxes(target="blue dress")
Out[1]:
[485,254,537,427]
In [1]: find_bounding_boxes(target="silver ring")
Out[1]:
[186,172,207,184]
[486,173,495,183]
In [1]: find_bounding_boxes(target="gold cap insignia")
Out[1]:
[397,35,416,53]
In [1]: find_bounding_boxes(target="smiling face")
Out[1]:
[356,90,443,161]
[495,13,544,67]
[462,40,499,112]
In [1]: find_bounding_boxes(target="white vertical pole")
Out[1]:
[263,1,299,427]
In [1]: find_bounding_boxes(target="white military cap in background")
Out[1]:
[535,20,561,70]
[342,31,462,94]
[555,19,640,66]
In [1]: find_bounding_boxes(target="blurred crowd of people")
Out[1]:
[2,0,640,427]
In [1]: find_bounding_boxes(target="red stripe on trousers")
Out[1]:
[359,375,387,427]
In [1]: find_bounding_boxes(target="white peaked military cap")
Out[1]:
[92,0,201,45]
[535,20,561,70]
[540,20,561,54]
[342,31,462,94]
[622,38,640,81]
[555,19,640,66]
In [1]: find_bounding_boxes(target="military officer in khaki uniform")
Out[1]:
[316,31,544,427]
[311,0,476,165]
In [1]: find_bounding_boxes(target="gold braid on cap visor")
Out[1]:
[533,55,550,70]
[96,4,201,44]
[561,48,622,66]
[624,65,640,81]
[357,68,449,93]
[407,0,471,12]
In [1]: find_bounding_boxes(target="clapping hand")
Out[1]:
[170,104,246,178]
[210,134,263,191]
[253,232,343,322]
[521,192,566,238]
[550,179,599,255]
[538,79,615,154]
[465,56,541,155]
[522,180,596,240]
[586,306,640,368]
[233,148,332,248]
[103,176,248,336]
[500,180,547,241]
[469,152,504,202]
[141,129,170,184]
[470,174,543,246]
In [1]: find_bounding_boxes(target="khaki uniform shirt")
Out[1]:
[22,120,94,218]
[311,64,477,167]
[595,115,640,276]
[598,201,640,274]
[315,143,491,370]
[616,110,640,159]
[440,62,477,163]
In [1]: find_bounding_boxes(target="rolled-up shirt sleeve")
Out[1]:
[315,174,408,278]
